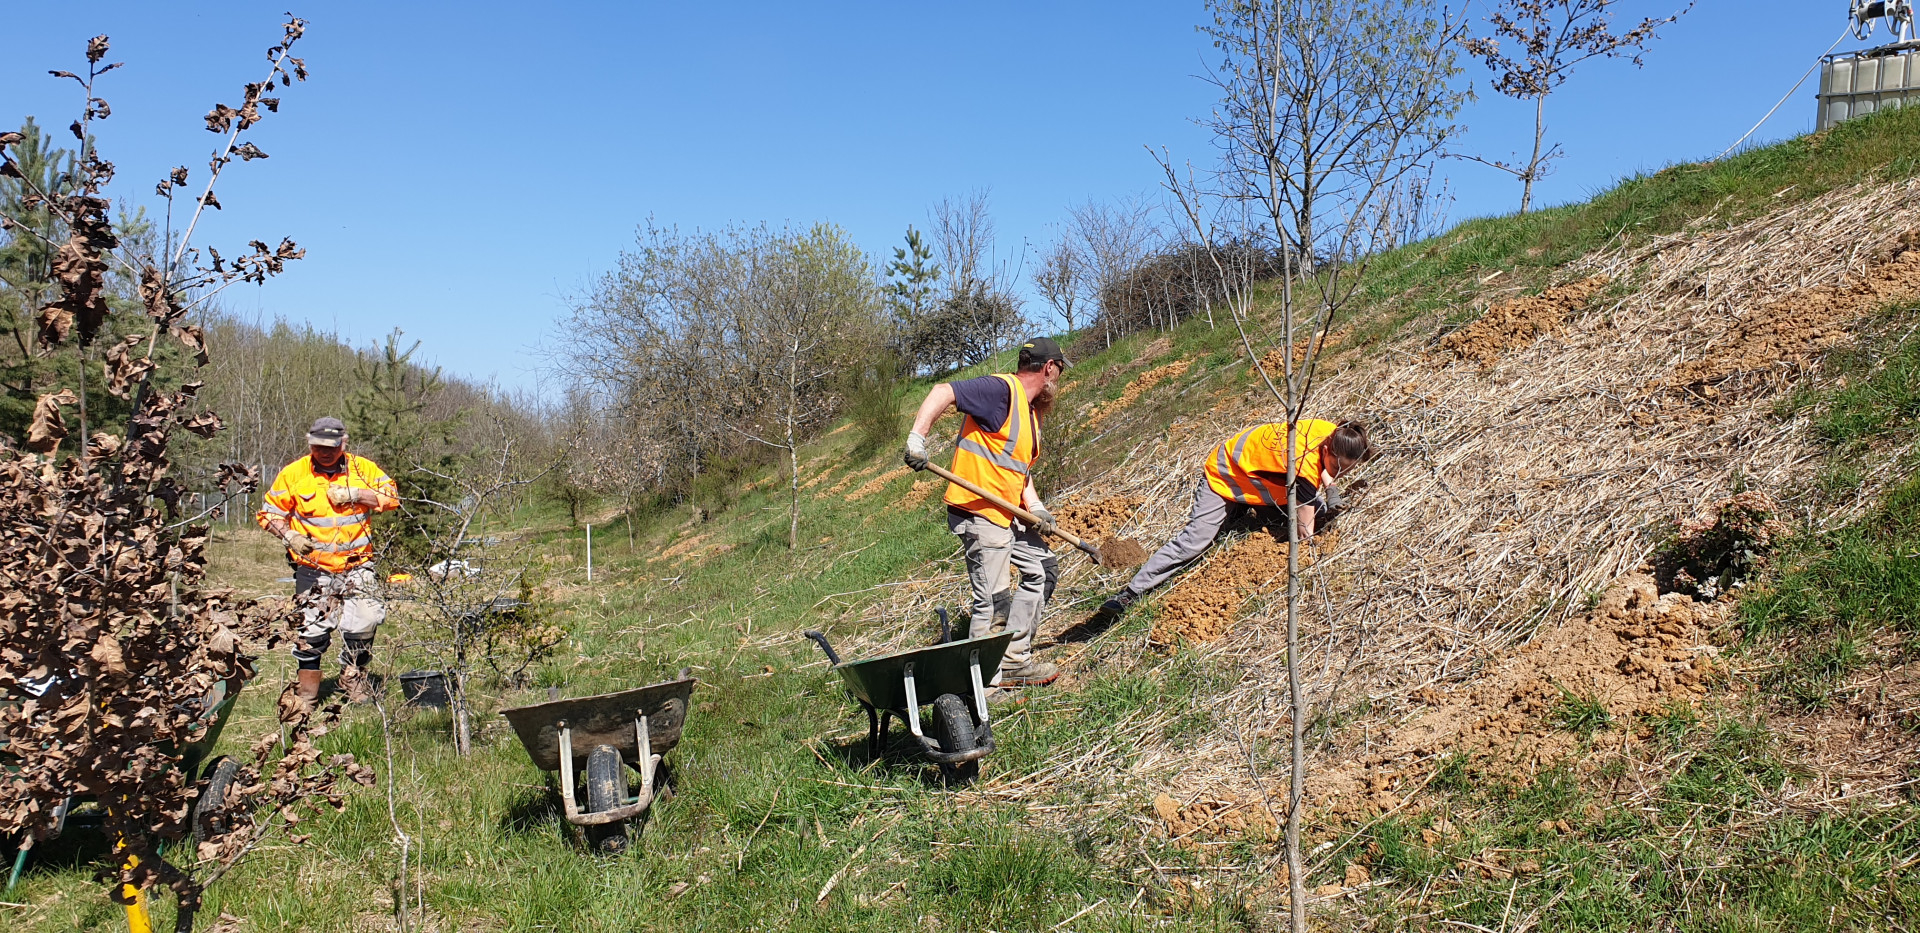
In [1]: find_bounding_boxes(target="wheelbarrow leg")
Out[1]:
[902,662,923,738]
[864,704,882,757]
[6,837,29,893]
[969,649,991,724]
[557,722,580,822]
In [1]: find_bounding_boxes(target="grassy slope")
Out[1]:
[13,108,1920,932]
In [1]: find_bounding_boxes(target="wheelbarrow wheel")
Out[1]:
[930,694,976,755]
[193,756,241,848]
[583,745,628,855]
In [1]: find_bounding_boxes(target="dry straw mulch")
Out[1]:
[831,176,1920,821]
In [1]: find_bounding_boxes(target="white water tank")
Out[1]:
[1817,43,1920,130]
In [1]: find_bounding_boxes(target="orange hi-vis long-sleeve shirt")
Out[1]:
[256,453,398,572]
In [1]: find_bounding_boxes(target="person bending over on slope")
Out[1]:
[1096,419,1374,620]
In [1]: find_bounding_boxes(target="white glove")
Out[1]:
[904,432,930,471]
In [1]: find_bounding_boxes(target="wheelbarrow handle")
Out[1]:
[922,462,1100,561]
[803,630,842,666]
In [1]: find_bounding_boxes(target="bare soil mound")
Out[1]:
[1151,532,1296,645]
[1084,360,1192,431]
[1439,275,1608,364]
[1152,791,1277,849]
[1055,495,1143,539]
[1663,235,1920,403]
[1311,576,1725,822]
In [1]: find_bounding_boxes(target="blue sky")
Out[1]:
[0,2,1884,394]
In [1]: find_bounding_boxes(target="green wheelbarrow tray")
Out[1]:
[499,676,696,828]
[805,629,1012,766]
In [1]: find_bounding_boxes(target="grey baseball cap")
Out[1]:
[306,416,348,447]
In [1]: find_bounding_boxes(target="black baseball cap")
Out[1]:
[1018,336,1070,370]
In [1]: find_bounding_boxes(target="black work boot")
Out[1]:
[1097,588,1140,620]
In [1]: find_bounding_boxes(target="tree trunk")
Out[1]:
[1521,95,1545,215]
[451,667,472,757]
[786,338,801,550]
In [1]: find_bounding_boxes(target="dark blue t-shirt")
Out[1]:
[949,375,1012,429]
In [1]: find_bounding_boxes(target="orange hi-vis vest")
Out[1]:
[943,373,1040,527]
[256,453,397,573]
[1205,420,1338,507]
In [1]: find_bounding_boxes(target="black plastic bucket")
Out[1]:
[398,670,450,709]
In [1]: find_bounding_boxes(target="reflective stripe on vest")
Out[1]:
[257,452,395,573]
[1204,421,1336,507]
[943,373,1039,527]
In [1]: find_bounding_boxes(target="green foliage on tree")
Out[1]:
[0,118,164,451]
[884,225,941,331]
[347,329,463,563]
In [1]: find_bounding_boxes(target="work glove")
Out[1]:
[327,486,375,507]
[904,432,930,471]
[282,532,319,557]
[1028,506,1057,536]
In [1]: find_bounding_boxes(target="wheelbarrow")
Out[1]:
[4,676,245,931]
[500,674,696,853]
[805,610,1012,782]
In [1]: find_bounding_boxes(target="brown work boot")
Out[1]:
[295,668,322,704]
[339,666,373,704]
[999,660,1059,687]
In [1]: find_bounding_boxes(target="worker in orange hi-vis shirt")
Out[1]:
[1095,419,1376,621]
[256,416,399,704]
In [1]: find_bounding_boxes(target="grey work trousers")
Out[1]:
[1127,478,1305,595]
[948,509,1057,683]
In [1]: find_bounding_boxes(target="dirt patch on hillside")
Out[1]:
[1310,576,1726,823]
[1055,496,1143,539]
[1439,275,1608,364]
[844,465,910,502]
[1153,791,1278,849]
[823,461,885,497]
[1661,236,1920,404]
[1151,532,1297,645]
[893,477,940,510]
[1257,326,1354,374]
[1084,360,1193,431]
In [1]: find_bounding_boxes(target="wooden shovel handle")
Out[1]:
[922,462,1095,553]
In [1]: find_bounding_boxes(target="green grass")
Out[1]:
[19,105,1920,933]
[1361,712,1917,932]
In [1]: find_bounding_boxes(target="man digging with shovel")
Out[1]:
[904,338,1072,691]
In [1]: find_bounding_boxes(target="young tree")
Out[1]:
[907,192,1027,372]
[722,223,883,548]
[1158,1,1466,927]
[884,225,941,334]
[1066,198,1159,345]
[1463,0,1690,213]
[1031,236,1085,334]
[347,329,462,561]
[0,23,374,933]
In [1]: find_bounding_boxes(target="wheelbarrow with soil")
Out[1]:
[805,612,1011,783]
[499,673,695,853]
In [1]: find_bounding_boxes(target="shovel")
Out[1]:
[922,462,1148,570]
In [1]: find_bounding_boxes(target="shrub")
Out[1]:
[1653,491,1790,599]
